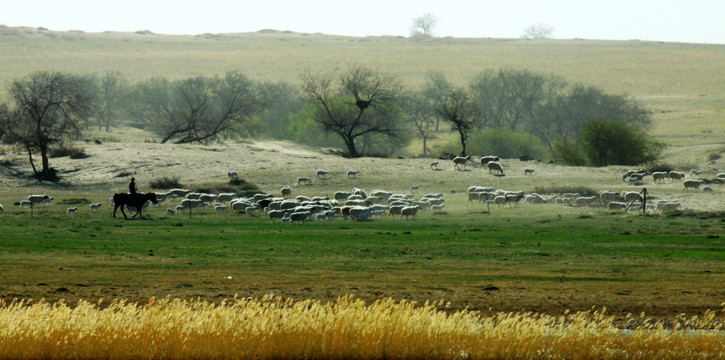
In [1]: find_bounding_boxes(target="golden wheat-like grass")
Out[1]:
[0,296,723,359]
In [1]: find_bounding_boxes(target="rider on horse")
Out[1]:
[129,177,138,194]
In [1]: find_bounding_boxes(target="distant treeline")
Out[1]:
[0,66,662,180]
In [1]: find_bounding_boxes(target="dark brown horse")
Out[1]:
[112,192,158,219]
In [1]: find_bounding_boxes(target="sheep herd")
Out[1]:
[2,159,723,221]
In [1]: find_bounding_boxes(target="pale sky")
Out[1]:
[3,0,724,44]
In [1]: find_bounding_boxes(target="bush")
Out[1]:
[229,178,259,190]
[647,162,674,173]
[150,176,182,189]
[49,144,88,159]
[438,128,549,160]
[553,118,664,167]
[708,152,722,161]
[58,198,90,205]
[534,185,598,197]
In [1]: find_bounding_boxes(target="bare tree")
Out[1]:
[301,64,403,158]
[422,71,452,131]
[410,13,438,37]
[521,23,554,40]
[469,68,562,131]
[94,72,127,132]
[435,88,477,156]
[127,72,259,144]
[0,71,95,180]
[402,92,436,156]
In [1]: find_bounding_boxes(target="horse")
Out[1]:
[112,192,158,219]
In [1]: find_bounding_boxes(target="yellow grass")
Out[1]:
[1,296,723,359]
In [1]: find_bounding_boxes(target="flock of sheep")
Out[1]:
[136,186,445,223]
[2,155,722,220]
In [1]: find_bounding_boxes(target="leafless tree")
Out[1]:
[422,71,452,131]
[0,71,95,180]
[301,64,403,158]
[402,92,436,156]
[469,68,563,131]
[410,13,438,37]
[521,23,554,40]
[94,72,127,132]
[127,72,259,144]
[435,88,477,156]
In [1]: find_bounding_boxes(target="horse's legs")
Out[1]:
[120,205,128,219]
[113,204,118,218]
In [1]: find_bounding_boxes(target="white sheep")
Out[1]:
[523,168,535,175]
[167,208,176,215]
[296,176,310,186]
[89,203,102,212]
[347,170,359,177]
[169,189,191,198]
[703,186,714,193]
[599,191,618,204]
[175,205,186,213]
[480,155,499,166]
[228,171,239,178]
[607,201,628,211]
[67,207,78,213]
[431,204,445,213]
[216,204,228,211]
[487,162,504,175]
[268,210,286,222]
[400,205,421,220]
[0,204,3,212]
[574,196,597,207]
[28,195,50,206]
[660,202,681,212]
[668,171,685,181]
[452,156,470,170]
[409,185,419,194]
[717,173,725,180]
[683,179,704,191]
[181,198,204,210]
[621,191,642,202]
[290,211,310,223]
[280,186,292,198]
[316,169,329,178]
[493,195,507,207]
[652,171,668,183]
[217,193,236,203]
[349,206,372,221]
[19,200,31,208]
[690,169,701,176]
[429,161,439,170]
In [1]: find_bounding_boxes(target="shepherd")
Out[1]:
[129,177,137,194]
[113,192,158,219]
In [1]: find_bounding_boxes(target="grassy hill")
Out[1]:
[0,25,724,149]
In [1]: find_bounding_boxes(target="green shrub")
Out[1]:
[553,119,664,167]
[647,162,674,173]
[49,144,88,159]
[58,198,90,205]
[438,128,549,160]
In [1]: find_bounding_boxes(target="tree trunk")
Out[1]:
[342,134,360,158]
[458,128,467,156]
[40,146,50,174]
[26,145,38,175]
[422,136,428,156]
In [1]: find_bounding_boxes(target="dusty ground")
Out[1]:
[1,128,723,212]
